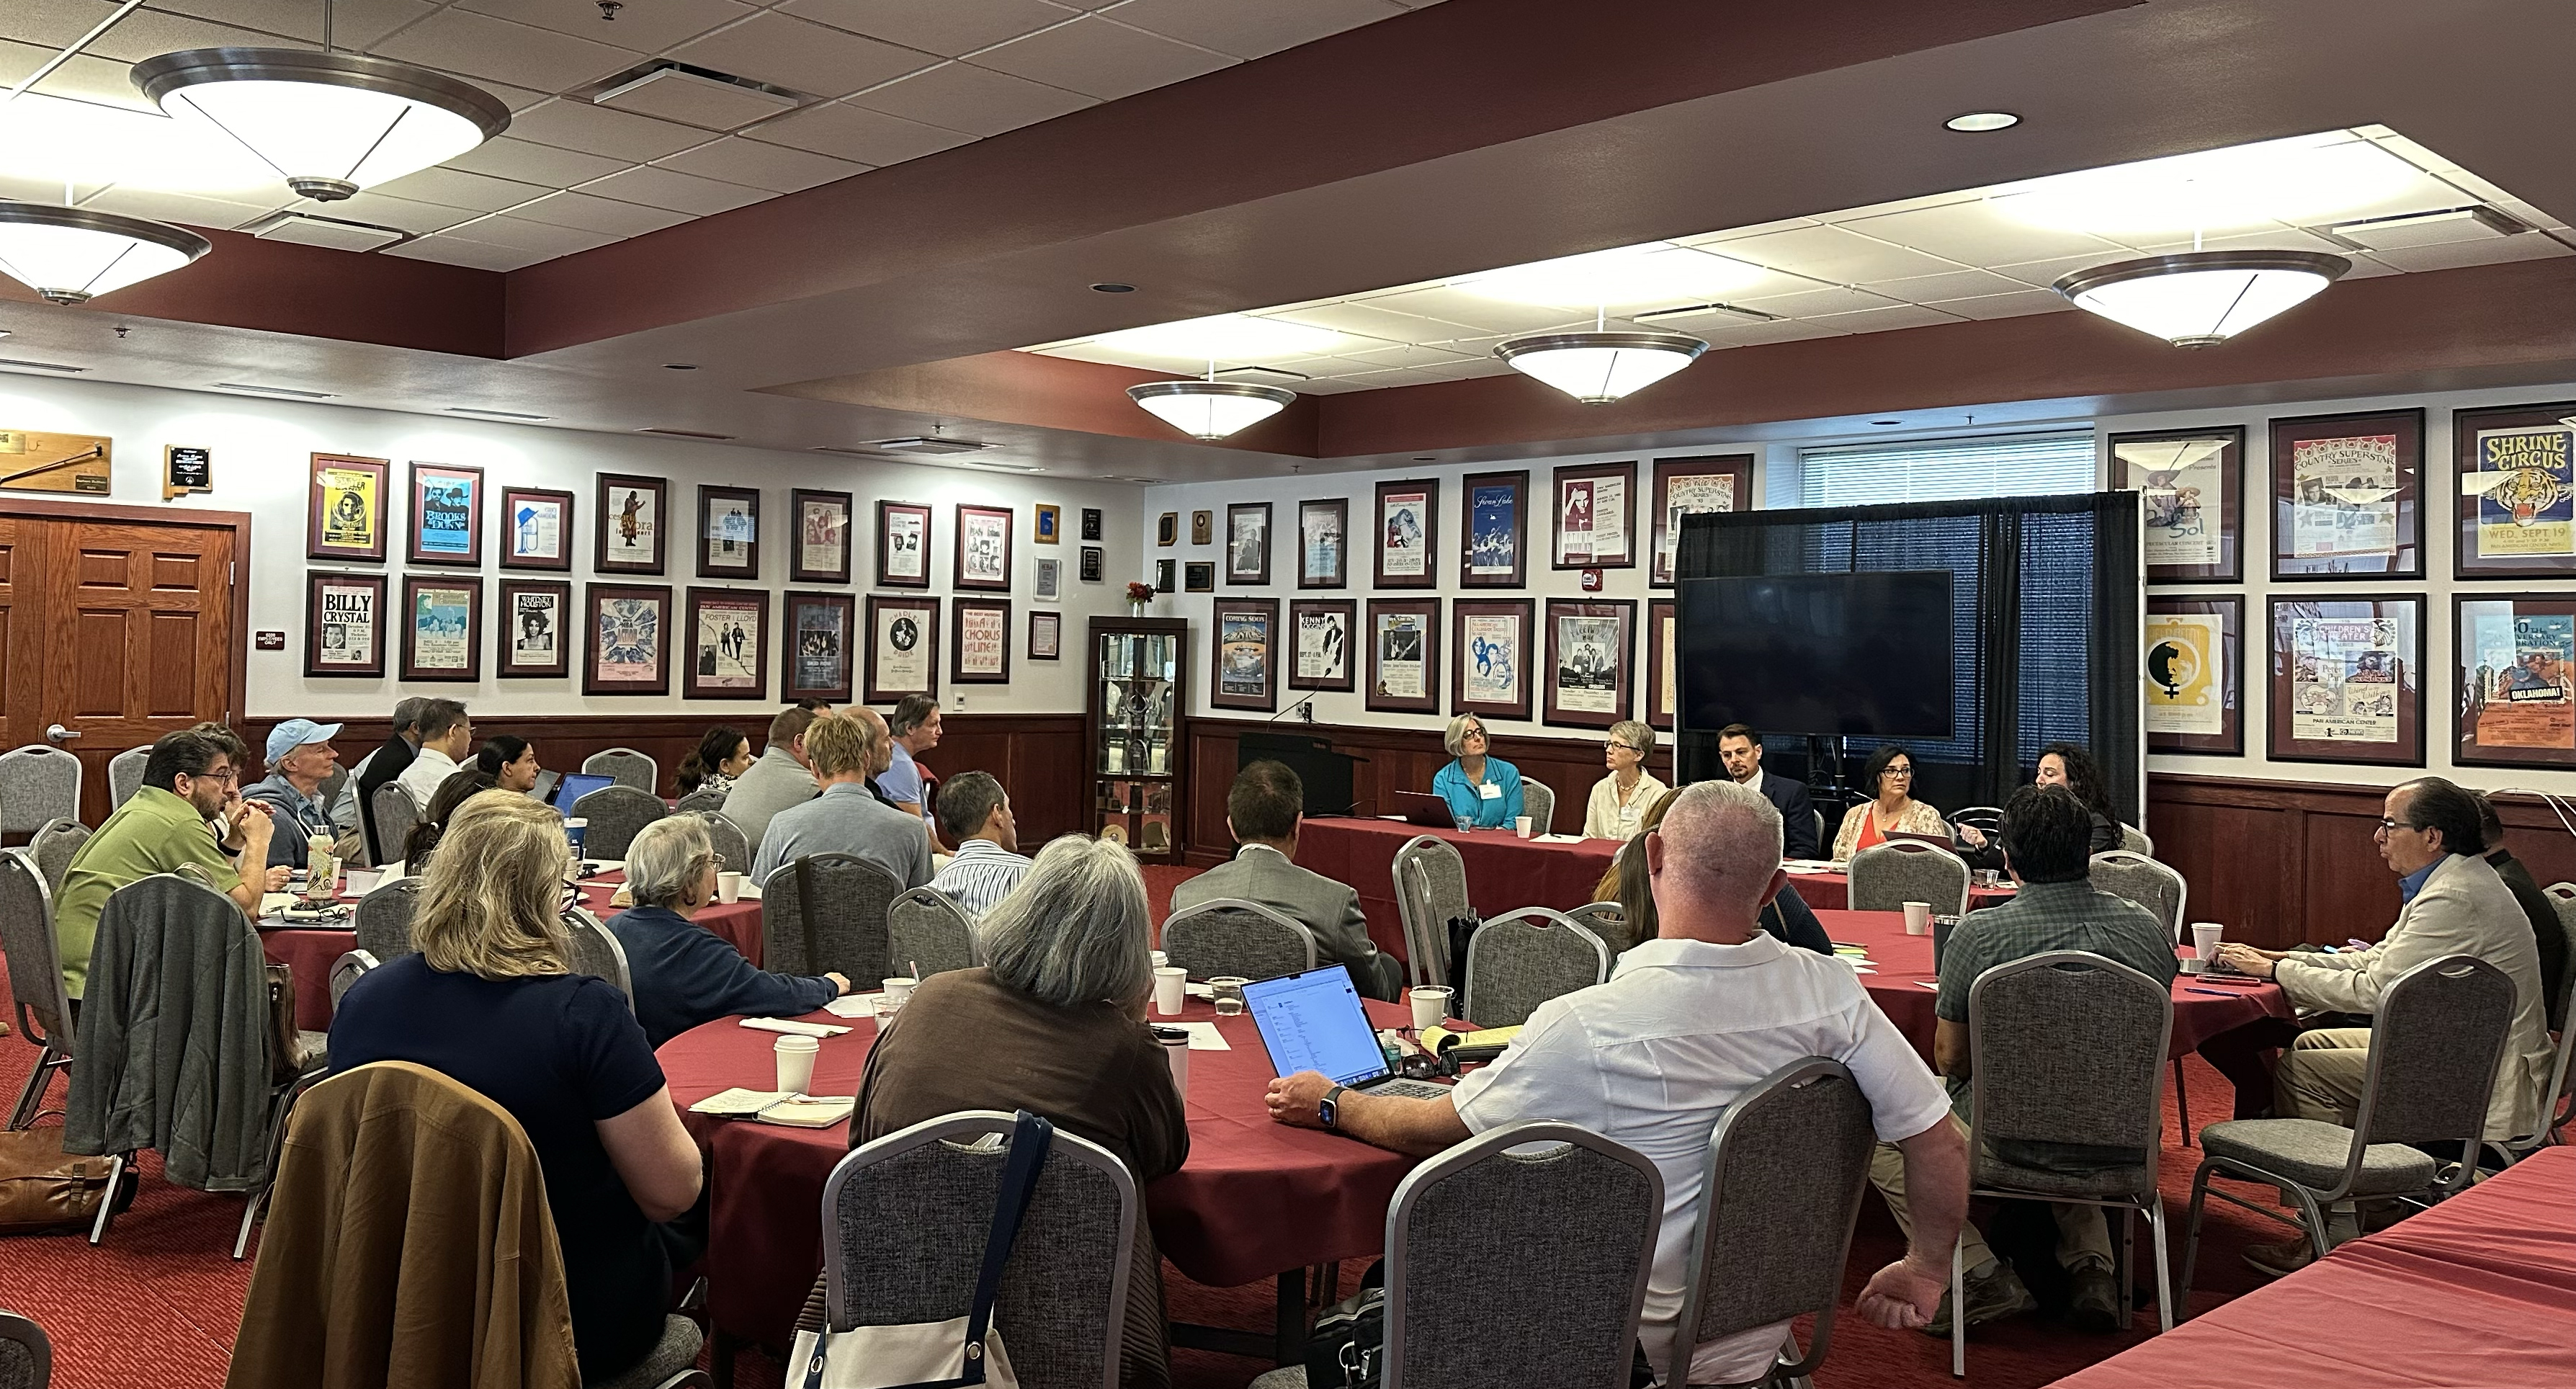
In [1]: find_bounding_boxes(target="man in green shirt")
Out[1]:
[55,728,291,1000]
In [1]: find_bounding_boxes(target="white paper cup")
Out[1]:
[344,867,383,897]
[1155,1027,1190,1097]
[1902,901,1932,936]
[717,871,743,904]
[2191,922,2225,965]
[1410,985,1453,1031]
[882,976,918,1009]
[1152,965,1187,1016]
[774,1034,819,1094]
[1515,816,1533,839]
[1150,950,1168,970]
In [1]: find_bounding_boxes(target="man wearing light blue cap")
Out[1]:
[243,718,353,869]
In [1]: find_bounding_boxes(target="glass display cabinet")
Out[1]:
[1085,617,1188,860]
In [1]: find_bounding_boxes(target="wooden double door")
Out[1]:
[0,503,248,827]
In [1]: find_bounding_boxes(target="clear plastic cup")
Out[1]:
[1209,976,1249,1016]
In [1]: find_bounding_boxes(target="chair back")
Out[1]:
[0,1308,51,1389]
[1949,805,2004,840]
[560,908,634,1007]
[1160,898,1317,983]
[2351,954,2516,1181]
[27,821,89,896]
[328,950,378,1017]
[887,888,978,979]
[2088,850,2188,937]
[1847,840,1970,916]
[764,852,905,979]
[2119,823,2155,857]
[2535,883,2576,1145]
[1671,1059,1877,1386]
[1392,834,1470,990]
[369,785,419,871]
[352,878,422,962]
[1562,901,1633,954]
[1964,951,2172,1200]
[1521,781,1556,834]
[568,785,666,862]
[0,746,80,836]
[822,1111,1136,1389]
[696,811,752,876]
[107,745,152,813]
[1383,1122,1659,1389]
[1463,908,1609,1029]
[0,852,73,1054]
[581,747,660,795]
[673,786,728,816]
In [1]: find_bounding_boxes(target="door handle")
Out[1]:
[45,724,81,743]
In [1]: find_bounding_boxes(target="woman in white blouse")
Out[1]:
[1583,720,1668,840]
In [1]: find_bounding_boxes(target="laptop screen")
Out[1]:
[527,769,561,803]
[1243,966,1390,1088]
[553,772,617,808]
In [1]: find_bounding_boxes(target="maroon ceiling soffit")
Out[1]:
[504,0,2137,357]
[764,349,1320,456]
[0,227,506,360]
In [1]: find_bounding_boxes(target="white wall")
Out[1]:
[0,373,1137,720]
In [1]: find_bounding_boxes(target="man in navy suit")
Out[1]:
[1719,723,1820,859]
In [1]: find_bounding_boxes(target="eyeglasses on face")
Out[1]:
[2376,817,2420,833]
[1882,765,1915,780]
[1606,741,1641,754]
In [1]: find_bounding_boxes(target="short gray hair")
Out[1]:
[1441,714,1487,758]
[980,834,1152,1008]
[1654,780,1782,916]
[1609,720,1655,754]
[390,696,427,735]
[889,694,941,738]
[626,814,713,909]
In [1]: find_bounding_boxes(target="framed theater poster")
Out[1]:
[1289,599,1356,693]
[865,594,939,704]
[308,454,388,563]
[1299,498,1348,589]
[2455,593,2576,768]
[1211,597,1279,713]
[497,579,571,679]
[583,583,673,696]
[1553,461,1637,570]
[1461,470,1526,589]
[400,575,482,682]
[2454,400,2576,579]
[877,501,931,589]
[407,461,483,567]
[1650,454,1753,586]
[1226,502,1271,586]
[956,504,1013,591]
[500,486,574,571]
[684,587,769,700]
[697,484,759,579]
[596,473,667,576]
[1374,478,1436,589]
[2113,427,2242,583]
[1029,611,1063,661]
[1645,599,1677,732]
[1452,599,1532,721]
[791,488,852,584]
[304,571,385,678]
[1544,598,1634,728]
[2271,409,2423,580]
[2146,595,2242,756]
[1365,598,1440,715]
[2266,594,2421,767]
[782,591,855,705]
[952,597,1011,685]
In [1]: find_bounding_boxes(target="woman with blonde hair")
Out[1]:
[330,793,705,1384]
[1582,719,1668,840]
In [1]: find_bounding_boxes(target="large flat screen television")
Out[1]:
[1676,571,1956,738]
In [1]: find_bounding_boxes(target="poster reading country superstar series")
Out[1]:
[2290,434,2399,559]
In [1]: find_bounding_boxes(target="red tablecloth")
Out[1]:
[1294,817,1621,960]
[659,996,1421,1350]
[1817,910,2293,1064]
[259,874,764,1027]
[2049,1145,2576,1388]
[1789,868,2016,913]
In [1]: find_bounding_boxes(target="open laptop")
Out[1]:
[547,772,617,809]
[1387,790,1463,829]
[1243,966,1452,1099]
[527,769,561,804]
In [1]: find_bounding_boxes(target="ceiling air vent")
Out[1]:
[2324,205,2530,251]
[0,357,85,373]
[867,436,991,455]
[587,60,807,132]
[639,426,736,440]
[243,210,410,254]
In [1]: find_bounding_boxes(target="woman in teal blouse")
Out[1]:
[1431,714,1524,829]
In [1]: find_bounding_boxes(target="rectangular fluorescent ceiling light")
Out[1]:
[215,382,334,398]
[638,426,735,439]
[447,406,551,420]
[2326,205,2526,250]
[0,357,81,373]
[868,436,990,455]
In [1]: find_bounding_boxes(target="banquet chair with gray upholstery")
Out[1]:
[764,852,905,981]
[1161,898,1317,984]
[563,908,635,1009]
[1846,841,1970,916]
[1392,835,1470,990]
[352,877,422,963]
[0,746,79,838]
[1252,1120,1660,1389]
[1462,908,1609,1029]
[570,785,666,863]
[27,821,88,897]
[1,853,73,1131]
[695,812,753,877]
[2088,852,2187,938]
[328,950,377,1017]
[370,785,419,871]
[1949,806,2004,843]
[673,787,729,816]
[1564,901,1634,954]
[107,744,151,813]
[0,1308,51,1389]
[887,887,979,979]
[2180,954,2517,1303]
[1953,952,2176,1374]
[582,748,661,795]
[2495,885,2576,1164]
[2119,823,2155,857]
[822,1111,1136,1389]
[1671,1058,1879,1389]
[1521,780,1557,835]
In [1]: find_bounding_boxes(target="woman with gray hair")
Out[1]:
[606,813,848,1048]
[851,832,1188,1389]
[1430,712,1525,830]
[1583,718,1667,840]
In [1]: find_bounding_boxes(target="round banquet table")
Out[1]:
[658,995,1421,1357]
[1294,816,1620,960]
[1789,867,2016,914]
[259,870,765,1028]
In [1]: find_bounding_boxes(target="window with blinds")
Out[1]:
[1799,432,2098,509]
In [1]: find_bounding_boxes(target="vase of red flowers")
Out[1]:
[1125,581,1155,616]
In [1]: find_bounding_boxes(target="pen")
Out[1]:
[2186,987,2247,998]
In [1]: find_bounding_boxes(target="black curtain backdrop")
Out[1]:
[1673,491,2142,823]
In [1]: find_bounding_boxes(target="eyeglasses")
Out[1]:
[1606,741,1642,754]
[1884,766,1915,780]
[189,767,240,786]
[2376,817,2418,834]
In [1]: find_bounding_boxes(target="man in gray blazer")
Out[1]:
[1172,761,1403,1001]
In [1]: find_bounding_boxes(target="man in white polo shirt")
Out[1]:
[1265,779,1969,1383]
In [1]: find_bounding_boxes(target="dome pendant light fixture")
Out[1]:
[1493,306,1707,404]
[1127,362,1294,440]
[0,200,212,305]
[2052,249,2351,348]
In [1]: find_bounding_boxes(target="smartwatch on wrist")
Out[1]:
[1318,1084,1349,1130]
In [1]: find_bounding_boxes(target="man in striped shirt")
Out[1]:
[926,771,1032,919]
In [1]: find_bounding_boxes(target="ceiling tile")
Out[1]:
[68,9,296,62]
[506,98,715,161]
[741,99,968,164]
[1840,202,2125,267]
[2364,231,2572,273]
[1673,216,1824,247]
[381,234,547,272]
[371,165,553,213]
[1345,289,1570,335]
[1251,303,1434,344]
[968,14,1231,102]
[578,164,773,215]
[1926,290,2071,320]
[668,12,933,99]
[373,9,644,91]
[2124,226,2353,256]
[437,213,621,254]
[4,44,157,110]
[1331,344,1477,370]
[1712,225,1966,283]
[780,0,1075,58]
[509,189,694,236]
[78,186,272,230]
[325,189,486,234]
[844,61,1091,138]
[656,135,868,192]
[1802,304,1968,333]
[1730,285,1907,318]
[442,135,633,188]
[2494,199,2571,233]
[0,0,114,49]
[147,0,430,48]
[1987,252,2127,290]
[1096,0,1405,60]
[1864,268,2032,303]
[1694,318,1851,349]
[455,0,754,51]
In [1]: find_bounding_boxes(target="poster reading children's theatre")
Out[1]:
[2472,425,2576,559]
[2289,617,2400,744]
